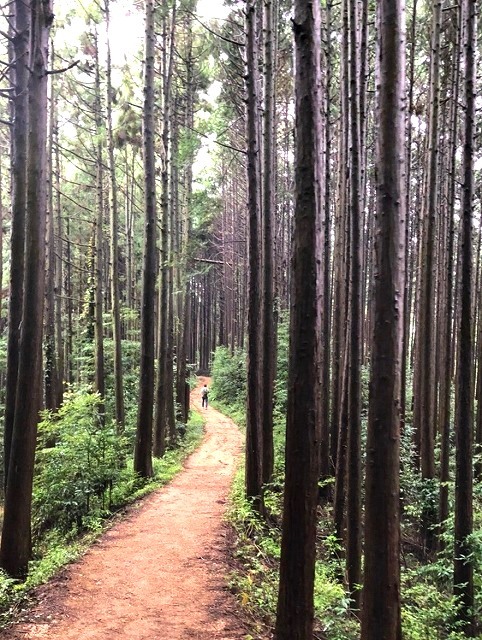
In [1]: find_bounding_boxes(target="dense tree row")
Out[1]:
[0,0,480,637]
[208,0,481,636]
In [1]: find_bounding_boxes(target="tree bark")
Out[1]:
[154,0,177,456]
[105,0,125,430]
[245,0,264,502]
[453,0,475,630]
[4,0,30,490]
[346,0,362,605]
[261,0,276,486]
[134,0,157,477]
[275,0,323,636]
[94,31,105,420]
[45,53,59,412]
[1,0,53,577]
[360,0,405,634]
[413,0,442,550]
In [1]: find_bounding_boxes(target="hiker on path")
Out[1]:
[201,384,209,408]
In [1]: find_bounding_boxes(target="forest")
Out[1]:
[0,0,480,638]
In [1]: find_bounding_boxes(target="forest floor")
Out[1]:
[0,377,250,640]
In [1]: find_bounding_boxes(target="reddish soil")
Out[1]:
[0,377,249,640]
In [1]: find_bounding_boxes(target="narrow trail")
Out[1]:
[1,378,248,640]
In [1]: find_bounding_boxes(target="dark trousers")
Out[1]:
[202,395,208,408]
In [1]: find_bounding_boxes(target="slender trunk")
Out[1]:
[245,0,263,502]
[346,0,362,604]
[54,102,64,407]
[4,0,29,490]
[275,0,323,636]
[94,32,105,418]
[105,0,125,429]
[319,0,332,502]
[134,0,157,477]
[401,0,417,428]
[360,0,405,633]
[1,0,52,577]
[453,0,475,630]
[414,0,442,550]
[45,67,59,411]
[439,3,461,531]
[261,0,276,485]
[154,0,177,455]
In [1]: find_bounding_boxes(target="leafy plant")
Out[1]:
[211,346,247,411]
[33,390,127,536]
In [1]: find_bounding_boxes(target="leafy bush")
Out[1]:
[273,318,289,415]
[103,338,141,440]
[402,572,466,640]
[227,467,359,639]
[0,408,206,629]
[211,346,247,410]
[33,390,127,536]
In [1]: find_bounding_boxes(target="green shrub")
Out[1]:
[273,318,289,415]
[211,346,247,410]
[33,390,127,536]
[227,466,359,640]
[402,574,466,640]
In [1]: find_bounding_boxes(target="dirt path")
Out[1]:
[1,378,248,640]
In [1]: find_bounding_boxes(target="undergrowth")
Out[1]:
[0,404,205,629]
[227,468,359,640]
[213,342,479,640]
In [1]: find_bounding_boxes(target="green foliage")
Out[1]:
[402,571,466,640]
[33,392,205,540]
[103,338,141,436]
[0,408,205,630]
[33,391,127,536]
[226,467,359,639]
[211,346,247,411]
[273,317,289,416]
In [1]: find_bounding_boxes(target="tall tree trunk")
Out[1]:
[134,0,157,477]
[453,0,475,630]
[319,0,332,502]
[54,100,64,407]
[401,0,417,429]
[439,3,461,532]
[45,67,59,411]
[0,0,52,577]
[274,0,323,636]
[176,16,194,424]
[261,0,276,485]
[414,0,442,550]
[346,0,362,605]
[4,0,30,490]
[154,0,177,456]
[65,216,73,385]
[94,31,105,419]
[245,0,264,502]
[360,0,405,633]
[105,0,125,429]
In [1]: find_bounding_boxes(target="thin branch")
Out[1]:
[183,8,244,47]
[184,123,246,155]
[46,59,80,75]
[194,257,224,265]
